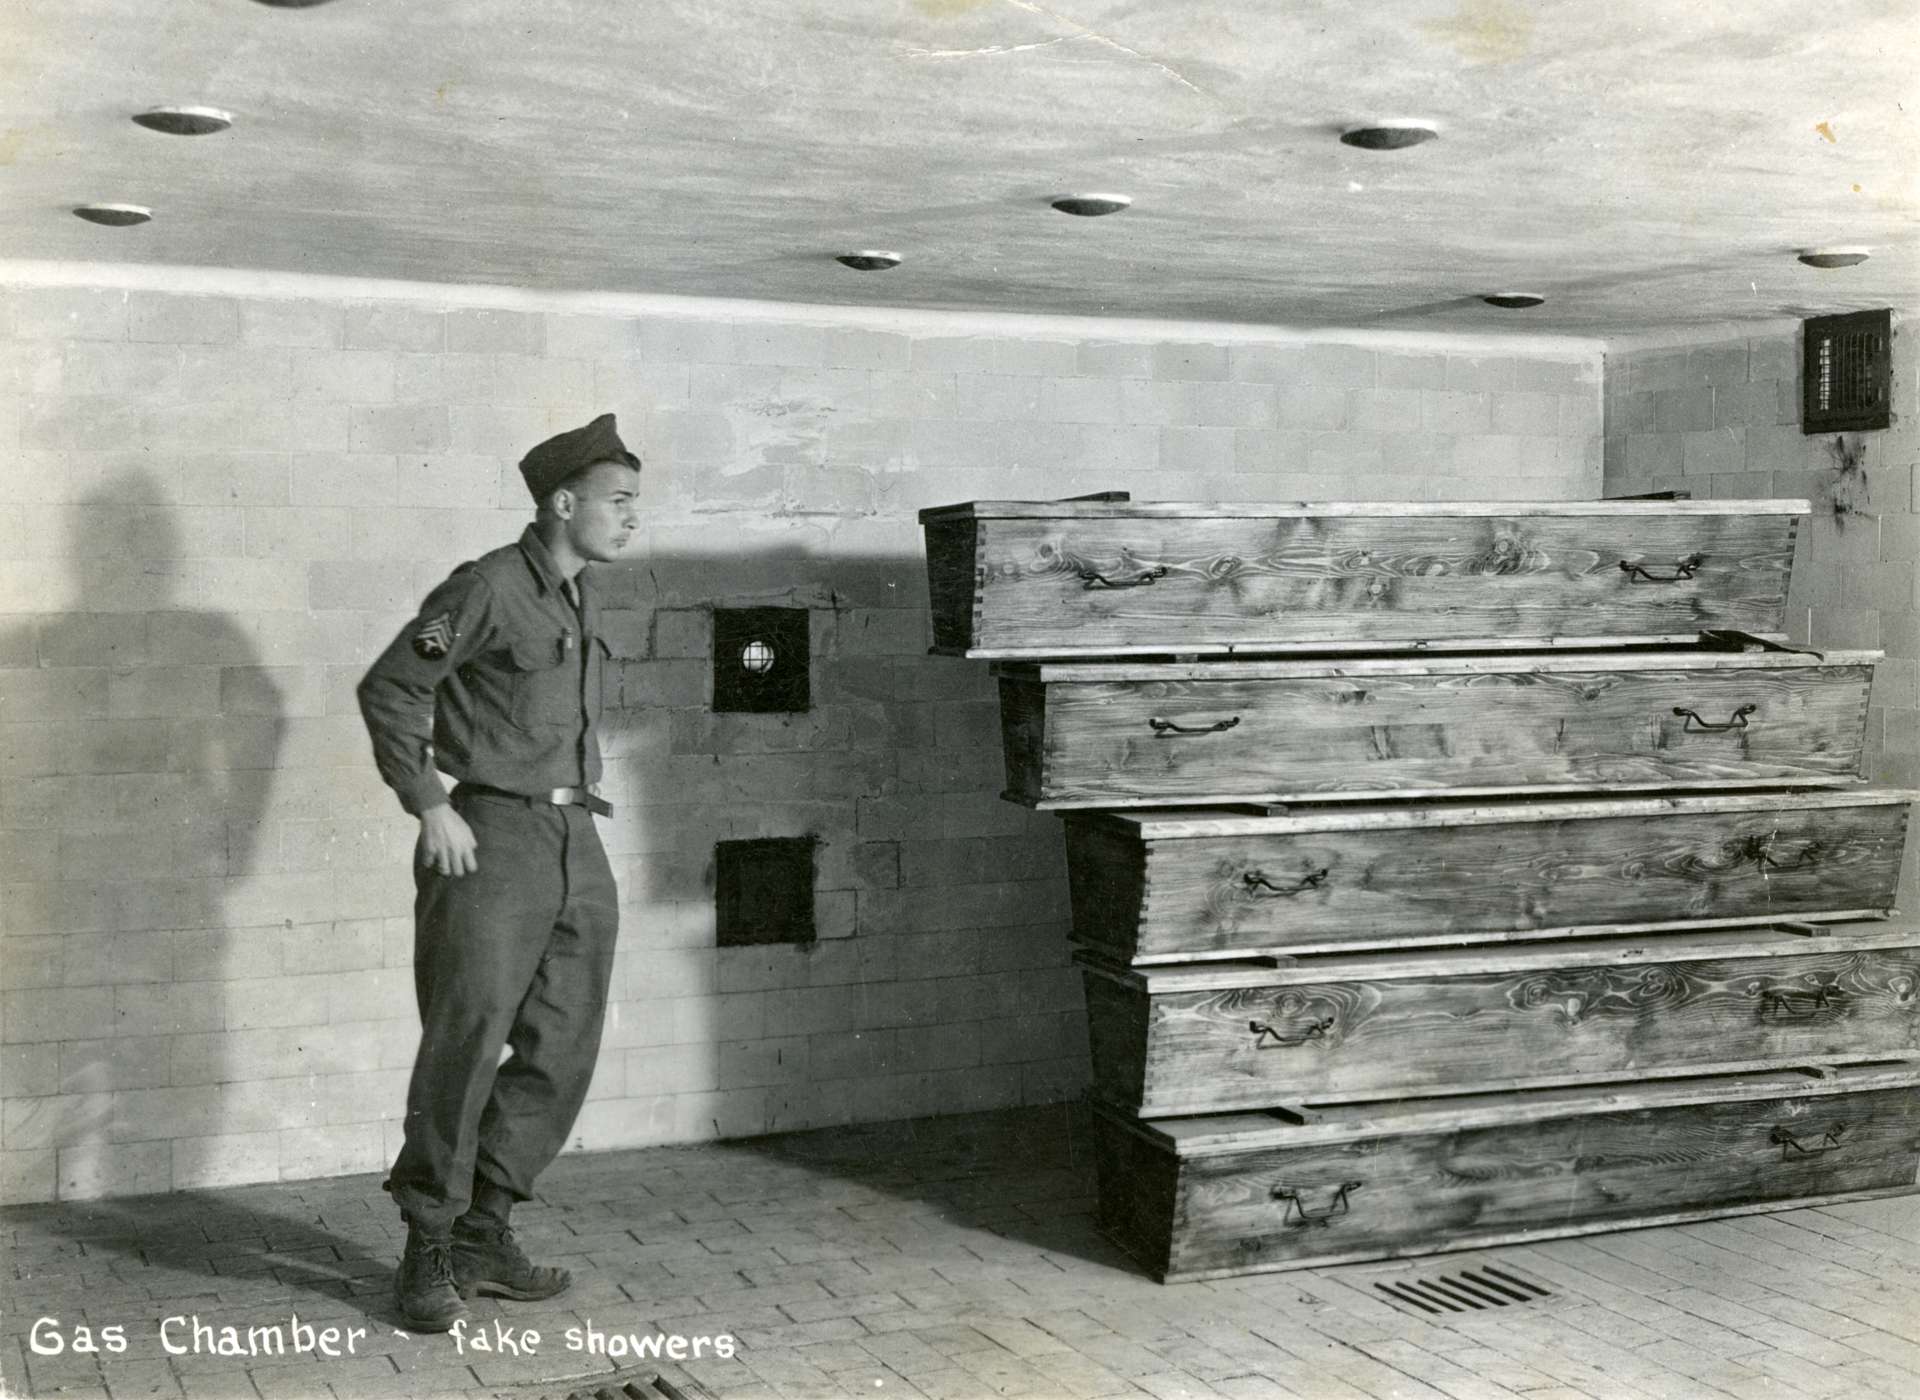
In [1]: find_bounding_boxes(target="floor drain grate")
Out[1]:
[1371,1264,1553,1318]
[497,1367,711,1400]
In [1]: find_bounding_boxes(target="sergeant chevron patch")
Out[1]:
[413,613,453,658]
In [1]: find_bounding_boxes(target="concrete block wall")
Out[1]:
[0,274,1603,1204]
[1602,315,1920,906]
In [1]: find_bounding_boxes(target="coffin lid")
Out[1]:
[1077,922,1920,992]
[1112,1058,1920,1156]
[996,647,1882,683]
[918,497,1812,523]
[1073,787,1920,839]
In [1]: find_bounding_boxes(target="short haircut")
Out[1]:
[538,458,640,512]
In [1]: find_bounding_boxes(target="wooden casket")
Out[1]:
[1065,790,1916,963]
[921,499,1806,658]
[997,648,1878,808]
[1081,924,1920,1117]
[1094,1059,1920,1280]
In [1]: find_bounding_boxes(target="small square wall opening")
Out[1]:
[715,836,816,947]
[713,607,810,713]
[1802,309,1892,433]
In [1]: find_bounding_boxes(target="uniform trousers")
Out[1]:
[386,786,618,1235]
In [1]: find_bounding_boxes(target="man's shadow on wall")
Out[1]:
[10,472,392,1319]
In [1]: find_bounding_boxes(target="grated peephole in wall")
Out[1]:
[1802,309,1892,434]
[712,607,810,713]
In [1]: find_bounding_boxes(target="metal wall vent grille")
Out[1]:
[1372,1264,1552,1318]
[1802,308,1892,433]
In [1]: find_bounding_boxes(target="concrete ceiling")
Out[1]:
[3,0,1916,335]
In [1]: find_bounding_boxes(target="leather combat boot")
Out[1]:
[450,1217,572,1301]
[394,1225,469,1332]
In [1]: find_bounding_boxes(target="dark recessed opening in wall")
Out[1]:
[715,836,817,947]
[1803,308,1892,434]
[713,607,810,713]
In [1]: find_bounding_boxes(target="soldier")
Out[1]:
[357,414,641,1331]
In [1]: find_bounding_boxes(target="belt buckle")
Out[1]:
[553,785,612,817]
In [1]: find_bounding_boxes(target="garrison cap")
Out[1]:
[518,413,642,501]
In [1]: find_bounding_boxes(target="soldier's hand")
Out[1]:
[418,805,479,877]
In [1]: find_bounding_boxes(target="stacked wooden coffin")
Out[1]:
[921,496,1920,1282]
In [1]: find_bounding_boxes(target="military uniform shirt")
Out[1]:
[358,525,610,815]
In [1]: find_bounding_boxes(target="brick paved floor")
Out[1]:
[6,1104,1920,1400]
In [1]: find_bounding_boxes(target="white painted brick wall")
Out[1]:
[0,280,1602,1203]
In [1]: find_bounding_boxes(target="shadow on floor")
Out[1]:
[18,1179,402,1325]
[1,1103,1153,1399]
[727,1101,1126,1267]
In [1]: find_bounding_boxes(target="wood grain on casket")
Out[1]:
[1095,1080,1920,1279]
[937,512,1798,654]
[1063,817,1149,959]
[1089,948,1920,1116]
[1071,798,1910,962]
[996,676,1048,800]
[923,514,982,655]
[1008,661,1870,807]
[1174,1089,1920,1277]
[1082,971,1153,1112]
[920,499,1813,521]
[1094,1106,1183,1280]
